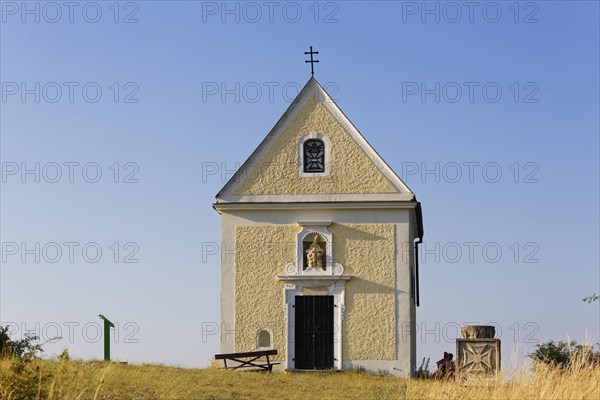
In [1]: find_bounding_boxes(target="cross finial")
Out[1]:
[304,46,319,76]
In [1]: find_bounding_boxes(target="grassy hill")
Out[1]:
[1,358,599,400]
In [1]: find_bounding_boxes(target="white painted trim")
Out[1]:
[297,220,332,227]
[219,214,236,354]
[298,132,331,177]
[214,201,420,212]
[296,225,335,276]
[279,276,349,371]
[278,275,351,282]
[217,193,414,203]
[216,193,415,204]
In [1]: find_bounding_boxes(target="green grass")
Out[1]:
[1,358,599,400]
[0,359,407,400]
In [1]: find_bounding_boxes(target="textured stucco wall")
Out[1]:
[234,223,397,362]
[329,223,396,360]
[234,225,297,360]
[233,98,396,195]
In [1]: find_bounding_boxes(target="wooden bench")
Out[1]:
[215,350,280,372]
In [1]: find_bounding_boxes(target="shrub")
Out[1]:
[529,340,600,368]
[0,326,43,360]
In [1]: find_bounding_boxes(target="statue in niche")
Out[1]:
[305,236,325,270]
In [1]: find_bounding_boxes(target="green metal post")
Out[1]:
[99,314,115,361]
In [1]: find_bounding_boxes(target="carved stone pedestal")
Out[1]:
[456,326,500,384]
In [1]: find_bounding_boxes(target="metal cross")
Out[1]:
[304,46,319,76]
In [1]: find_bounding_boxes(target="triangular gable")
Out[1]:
[215,78,415,203]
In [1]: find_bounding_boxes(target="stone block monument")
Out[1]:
[456,325,501,384]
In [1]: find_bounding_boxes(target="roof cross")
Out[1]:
[304,46,319,76]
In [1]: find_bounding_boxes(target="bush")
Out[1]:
[57,348,70,361]
[0,326,59,399]
[529,340,600,368]
[0,325,43,359]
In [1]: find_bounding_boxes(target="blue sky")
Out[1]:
[1,1,598,369]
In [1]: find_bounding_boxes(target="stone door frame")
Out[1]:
[278,275,350,370]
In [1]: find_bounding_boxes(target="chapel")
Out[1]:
[213,76,424,376]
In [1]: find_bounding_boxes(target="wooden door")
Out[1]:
[294,295,334,369]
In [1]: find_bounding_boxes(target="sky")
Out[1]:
[0,0,599,370]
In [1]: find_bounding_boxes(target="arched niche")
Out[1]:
[302,232,327,271]
[256,328,273,350]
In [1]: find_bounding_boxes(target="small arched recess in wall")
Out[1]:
[256,328,273,350]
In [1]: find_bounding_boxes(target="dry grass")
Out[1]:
[0,358,598,400]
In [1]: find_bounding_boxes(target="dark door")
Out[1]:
[294,295,334,369]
